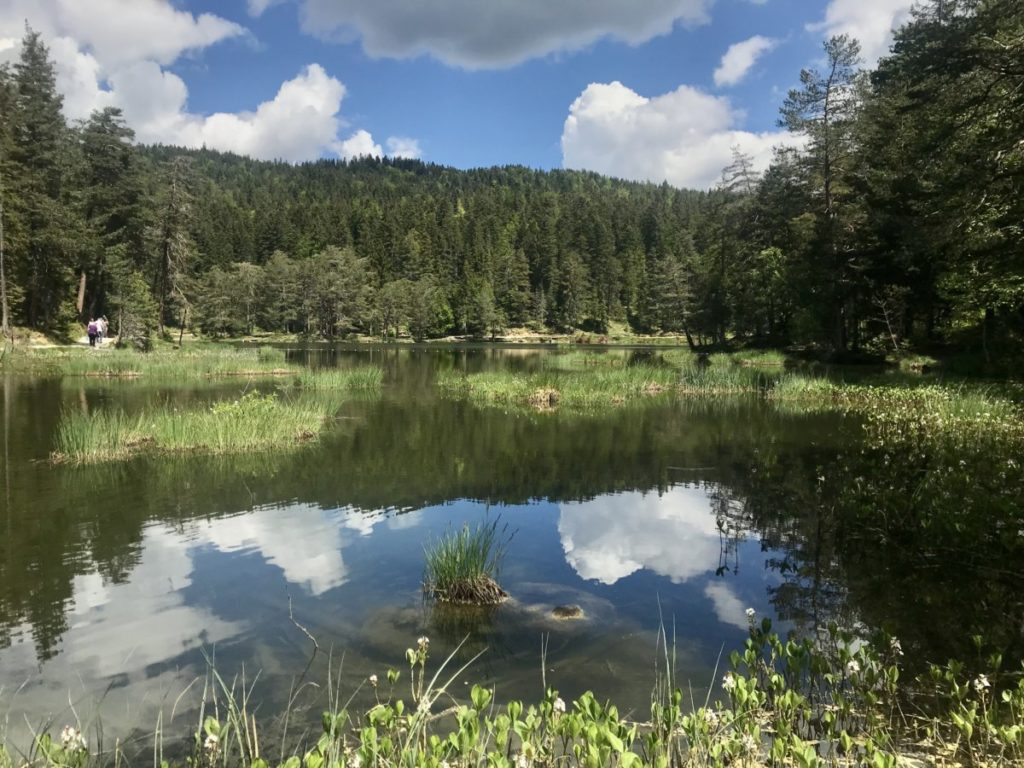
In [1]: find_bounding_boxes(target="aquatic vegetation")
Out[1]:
[53,390,349,463]
[423,518,512,605]
[770,376,1024,447]
[291,367,384,391]
[437,367,683,411]
[437,353,774,411]
[8,346,293,379]
[6,624,1023,768]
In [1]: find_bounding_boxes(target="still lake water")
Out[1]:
[1,346,1022,749]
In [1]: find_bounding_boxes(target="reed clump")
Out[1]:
[53,390,347,464]
[423,519,512,605]
[291,367,384,391]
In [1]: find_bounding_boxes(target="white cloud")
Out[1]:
[248,0,287,16]
[276,0,714,69]
[0,4,419,163]
[557,486,737,584]
[809,0,916,64]
[0,0,245,70]
[714,35,777,87]
[561,80,804,189]
[338,129,384,159]
[386,136,422,159]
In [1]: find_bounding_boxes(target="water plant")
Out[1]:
[52,390,350,463]
[423,519,513,605]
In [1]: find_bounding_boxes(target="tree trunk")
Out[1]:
[0,166,9,339]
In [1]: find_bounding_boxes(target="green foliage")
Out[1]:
[109,268,157,350]
[6,626,1024,767]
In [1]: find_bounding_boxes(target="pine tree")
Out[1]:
[10,28,80,331]
[154,156,197,335]
[780,35,865,351]
[79,107,147,319]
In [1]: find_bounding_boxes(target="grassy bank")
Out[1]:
[4,622,1022,768]
[53,390,352,463]
[4,346,296,379]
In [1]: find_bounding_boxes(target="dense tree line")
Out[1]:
[0,0,1021,355]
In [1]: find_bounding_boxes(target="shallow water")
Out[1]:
[1,345,1022,751]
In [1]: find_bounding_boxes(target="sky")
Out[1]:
[0,0,918,189]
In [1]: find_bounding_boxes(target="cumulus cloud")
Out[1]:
[0,0,245,70]
[561,80,803,190]
[338,129,384,159]
[386,136,422,159]
[270,0,714,69]
[809,0,916,64]
[714,35,777,87]
[0,2,419,163]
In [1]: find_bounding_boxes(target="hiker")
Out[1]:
[87,318,98,347]
[97,316,108,344]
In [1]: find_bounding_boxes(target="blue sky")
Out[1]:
[0,0,916,188]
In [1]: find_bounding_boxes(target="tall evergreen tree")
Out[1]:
[780,35,865,351]
[10,28,81,330]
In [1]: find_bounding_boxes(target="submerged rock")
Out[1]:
[551,604,585,620]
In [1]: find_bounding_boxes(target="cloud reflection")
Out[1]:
[558,486,730,585]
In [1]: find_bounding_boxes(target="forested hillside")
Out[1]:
[0,0,1020,356]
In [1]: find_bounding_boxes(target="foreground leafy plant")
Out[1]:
[9,621,1023,768]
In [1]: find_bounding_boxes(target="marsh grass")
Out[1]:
[53,390,347,464]
[437,367,680,411]
[291,367,384,391]
[13,347,293,379]
[437,353,769,411]
[423,519,513,605]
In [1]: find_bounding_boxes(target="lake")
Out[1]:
[1,345,1022,753]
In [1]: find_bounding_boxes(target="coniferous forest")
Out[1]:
[0,0,1021,358]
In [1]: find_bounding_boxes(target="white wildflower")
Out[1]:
[740,732,758,755]
[745,607,756,621]
[204,733,219,753]
[417,636,430,650]
[350,755,362,768]
[845,659,860,676]
[515,753,530,768]
[722,673,737,693]
[704,708,719,728]
[889,637,903,657]
[974,674,990,694]
[60,726,86,752]
[368,674,378,687]
[552,697,566,714]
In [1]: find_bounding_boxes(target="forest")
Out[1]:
[0,0,1020,360]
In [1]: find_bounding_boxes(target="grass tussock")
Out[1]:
[53,390,347,464]
[423,519,513,605]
